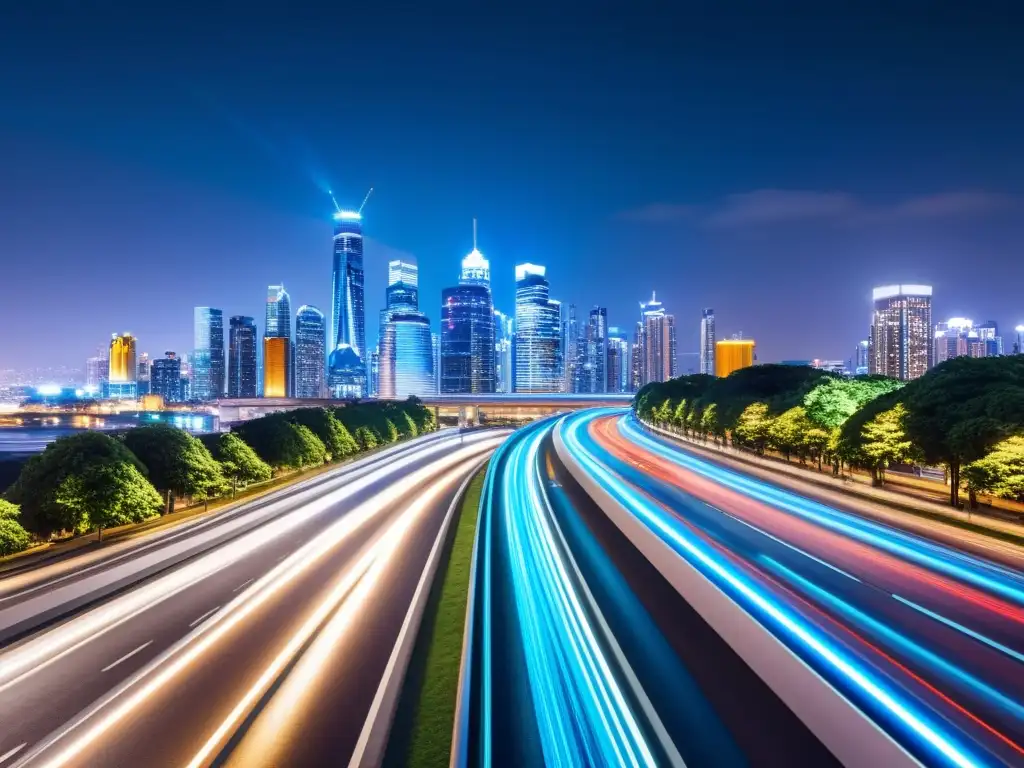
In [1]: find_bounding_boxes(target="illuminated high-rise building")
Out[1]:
[263,285,292,397]
[716,338,756,377]
[192,307,225,401]
[150,352,182,403]
[108,333,138,399]
[607,327,630,393]
[136,353,151,396]
[431,333,440,394]
[440,225,495,393]
[228,316,258,398]
[562,303,581,393]
[700,308,716,376]
[630,321,644,391]
[295,305,326,398]
[934,317,1003,364]
[494,309,514,394]
[641,293,676,384]
[330,208,366,396]
[854,339,869,375]
[369,347,380,397]
[327,344,366,399]
[85,353,108,391]
[869,285,933,380]
[583,307,608,394]
[379,312,434,398]
[513,264,561,393]
[385,259,418,314]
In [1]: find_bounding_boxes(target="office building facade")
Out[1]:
[700,308,716,376]
[379,312,434,398]
[494,309,514,394]
[581,306,608,394]
[514,264,562,393]
[264,284,292,397]
[192,307,225,401]
[716,339,756,377]
[330,210,366,396]
[869,284,933,381]
[641,293,676,384]
[150,352,182,403]
[607,327,630,393]
[295,305,327,398]
[228,316,258,398]
[107,333,138,399]
[440,233,495,394]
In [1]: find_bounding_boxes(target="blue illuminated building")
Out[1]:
[228,316,258,398]
[192,307,224,401]
[514,263,562,393]
[150,352,183,403]
[439,223,495,393]
[330,208,366,396]
[294,305,326,398]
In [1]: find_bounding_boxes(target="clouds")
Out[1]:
[619,190,1020,228]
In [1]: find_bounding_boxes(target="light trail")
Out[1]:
[12,436,504,768]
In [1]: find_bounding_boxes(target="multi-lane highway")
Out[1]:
[460,409,1024,768]
[0,428,506,768]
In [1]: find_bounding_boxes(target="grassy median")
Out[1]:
[385,465,485,767]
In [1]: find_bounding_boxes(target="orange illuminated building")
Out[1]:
[108,334,137,383]
[263,337,289,397]
[715,339,755,378]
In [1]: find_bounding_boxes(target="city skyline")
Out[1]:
[3,6,1023,371]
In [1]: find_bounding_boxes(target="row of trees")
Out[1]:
[0,398,436,554]
[636,356,1024,508]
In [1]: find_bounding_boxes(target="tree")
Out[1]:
[0,500,31,556]
[769,406,814,461]
[55,461,162,536]
[399,411,419,438]
[672,399,688,432]
[290,424,328,467]
[210,433,272,490]
[354,425,378,451]
[962,436,1024,507]
[384,418,400,444]
[901,356,1024,506]
[803,427,831,471]
[652,399,673,427]
[285,408,358,461]
[123,424,226,511]
[6,431,153,537]
[859,404,914,486]
[804,376,903,430]
[733,402,773,454]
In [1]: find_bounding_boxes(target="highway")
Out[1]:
[558,408,1024,767]
[460,417,836,767]
[0,428,505,768]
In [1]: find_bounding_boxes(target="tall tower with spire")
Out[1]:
[641,291,676,384]
[329,190,371,397]
[441,219,495,392]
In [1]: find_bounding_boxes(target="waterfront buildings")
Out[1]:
[295,305,327,398]
[192,307,224,401]
[513,263,561,393]
[869,284,933,380]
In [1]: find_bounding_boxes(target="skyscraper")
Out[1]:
[716,339,756,377]
[581,306,608,394]
[700,308,716,376]
[869,284,933,380]
[264,284,292,397]
[379,312,434,398]
[228,316,258,398]
[295,305,326,398]
[85,353,108,391]
[934,317,1003,364]
[385,259,419,313]
[327,345,366,399]
[150,352,182,403]
[641,293,676,384]
[108,333,137,399]
[630,321,644,391]
[494,309,514,394]
[330,209,366,396]
[562,303,581,393]
[514,264,561,393]
[440,225,495,393]
[136,353,151,396]
[607,327,630,393]
[192,307,225,401]
[854,339,869,375]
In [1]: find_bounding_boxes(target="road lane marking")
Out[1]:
[0,744,27,765]
[892,594,1024,665]
[188,606,221,628]
[232,578,254,593]
[101,641,153,673]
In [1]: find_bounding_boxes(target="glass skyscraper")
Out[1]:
[228,316,258,398]
[607,327,630,393]
[869,284,933,381]
[514,264,562,393]
[700,308,716,376]
[150,352,182,403]
[192,307,225,401]
[579,306,608,394]
[295,305,326,398]
[107,333,138,400]
[641,292,676,384]
[264,284,292,397]
[379,312,434,398]
[330,210,366,396]
[494,309,514,394]
[440,228,495,393]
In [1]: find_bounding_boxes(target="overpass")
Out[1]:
[215,393,634,426]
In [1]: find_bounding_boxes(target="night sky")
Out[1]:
[2,3,1023,372]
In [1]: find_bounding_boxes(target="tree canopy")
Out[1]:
[232,417,328,469]
[6,432,154,536]
[803,376,904,430]
[207,432,272,485]
[55,461,163,532]
[0,500,31,556]
[283,408,358,461]
[123,423,226,501]
[962,436,1024,502]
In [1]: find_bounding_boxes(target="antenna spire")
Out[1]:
[358,187,374,214]
[473,217,478,251]
[328,189,341,214]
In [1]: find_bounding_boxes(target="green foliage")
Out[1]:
[858,404,914,484]
[733,402,773,453]
[354,425,379,450]
[6,431,152,536]
[291,424,328,467]
[0,500,31,555]
[123,424,226,500]
[803,376,904,430]
[210,433,272,485]
[285,408,358,461]
[696,364,835,431]
[400,411,419,438]
[963,436,1024,501]
[769,406,815,459]
[55,461,163,532]
[384,418,400,443]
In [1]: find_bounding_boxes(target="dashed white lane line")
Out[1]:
[101,641,154,673]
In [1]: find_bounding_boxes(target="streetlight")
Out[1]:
[1016,325,1024,355]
